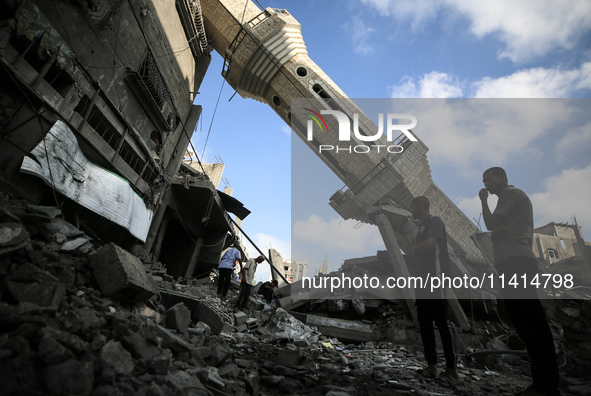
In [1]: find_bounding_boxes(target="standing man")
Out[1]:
[236,255,264,310]
[479,167,559,396]
[410,196,461,385]
[217,241,242,301]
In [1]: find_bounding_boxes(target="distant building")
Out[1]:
[533,220,591,288]
[183,150,225,189]
[316,259,329,276]
[533,221,590,267]
[282,259,308,282]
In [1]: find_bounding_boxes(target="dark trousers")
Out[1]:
[416,299,457,369]
[236,282,252,308]
[498,257,560,395]
[217,268,233,297]
[261,287,274,304]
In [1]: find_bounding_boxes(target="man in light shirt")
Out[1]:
[235,255,264,310]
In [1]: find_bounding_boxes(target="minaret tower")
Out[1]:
[201,0,481,260]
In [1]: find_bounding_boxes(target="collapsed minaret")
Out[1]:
[201,0,482,262]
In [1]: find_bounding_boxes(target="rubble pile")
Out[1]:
[0,193,590,395]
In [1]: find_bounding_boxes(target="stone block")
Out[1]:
[100,340,134,377]
[218,362,240,378]
[89,243,159,302]
[165,302,191,338]
[120,332,161,361]
[195,366,226,389]
[234,311,247,326]
[205,342,232,367]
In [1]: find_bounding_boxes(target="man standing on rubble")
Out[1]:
[217,241,242,301]
[410,196,461,386]
[236,255,265,310]
[479,167,560,396]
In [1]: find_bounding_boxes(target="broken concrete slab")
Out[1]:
[158,288,233,334]
[153,325,193,352]
[291,313,380,343]
[89,243,159,302]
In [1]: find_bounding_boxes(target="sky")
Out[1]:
[191,0,591,283]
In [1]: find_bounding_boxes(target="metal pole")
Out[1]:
[230,217,290,284]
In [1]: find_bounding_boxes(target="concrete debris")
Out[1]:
[165,302,192,338]
[0,222,29,255]
[0,195,590,395]
[89,243,159,301]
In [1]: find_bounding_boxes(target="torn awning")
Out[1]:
[218,189,251,221]
[20,120,153,242]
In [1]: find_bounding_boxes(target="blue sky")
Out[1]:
[192,0,591,282]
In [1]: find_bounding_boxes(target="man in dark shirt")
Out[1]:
[259,280,278,304]
[479,167,559,396]
[410,196,460,385]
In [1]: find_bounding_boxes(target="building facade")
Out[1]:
[0,0,247,278]
[533,221,590,267]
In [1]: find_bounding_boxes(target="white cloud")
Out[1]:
[449,0,591,62]
[391,63,591,99]
[362,0,591,62]
[555,122,591,162]
[399,99,575,171]
[292,214,383,254]
[530,163,591,232]
[349,16,375,54]
[390,72,463,98]
[474,62,591,98]
[243,232,291,259]
[280,125,291,136]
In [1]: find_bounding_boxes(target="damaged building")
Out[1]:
[0,0,251,279]
[1,0,591,395]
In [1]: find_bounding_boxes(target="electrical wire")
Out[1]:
[200,77,225,160]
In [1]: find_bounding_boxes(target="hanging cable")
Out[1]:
[200,77,225,160]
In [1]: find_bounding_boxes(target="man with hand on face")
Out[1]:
[479,167,560,396]
[410,196,460,386]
